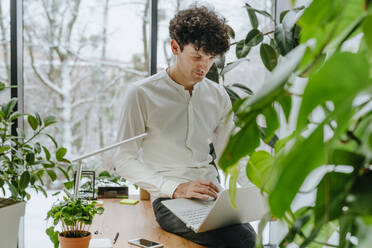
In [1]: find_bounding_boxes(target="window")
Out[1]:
[0,0,10,103]
[23,0,151,246]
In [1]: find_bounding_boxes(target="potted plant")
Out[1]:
[0,82,71,247]
[46,195,104,248]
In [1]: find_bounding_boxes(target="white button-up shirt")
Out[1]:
[114,69,234,198]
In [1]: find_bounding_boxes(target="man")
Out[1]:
[114,6,256,248]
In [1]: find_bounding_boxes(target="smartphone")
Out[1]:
[128,238,164,248]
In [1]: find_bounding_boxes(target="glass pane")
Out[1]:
[0,0,10,102]
[23,0,150,247]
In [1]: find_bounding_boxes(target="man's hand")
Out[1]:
[173,180,219,199]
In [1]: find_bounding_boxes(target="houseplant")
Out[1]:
[219,0,372,247]
[0,82,71,247]
[46,195,104,248]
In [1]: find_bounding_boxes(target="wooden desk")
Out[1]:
[90,197,204,248]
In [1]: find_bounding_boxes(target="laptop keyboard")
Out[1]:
[177,202,214,228]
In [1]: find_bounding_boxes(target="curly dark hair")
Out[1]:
[169,6,230,56]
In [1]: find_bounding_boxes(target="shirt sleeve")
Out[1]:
[114,85,180,198]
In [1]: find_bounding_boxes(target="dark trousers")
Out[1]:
[152,198,256,248]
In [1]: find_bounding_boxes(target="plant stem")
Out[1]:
[24,126,46,145]
[263,30,274,36]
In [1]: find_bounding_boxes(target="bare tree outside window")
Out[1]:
[23,0,151,188]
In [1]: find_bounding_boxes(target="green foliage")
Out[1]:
[206,4,304,155]
[245,29,264,47]
[46,196,104,246]
[219,43,306,170]
[260,43,278,71]
[218,0,372,247]
[46,226,59,248]
[236,40,251,58]
[0,94,68,201]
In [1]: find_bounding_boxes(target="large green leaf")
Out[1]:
[262,105,279,142]
[275,24,294,56]
[219,121,260,171]
[57,167,70,180]
[328,0,365,48]
[2,98,17,119]
[362,13,372,52]
[269,124,325,217]
[339,214,354,248]
[64,181,74,190]
[227,165,240,208]
[298,0,344,43]
[298,0,365,71]
[244,5,273,20]
[280,6,305,24]
[20,171,31,190]
[274,132,295,154]
[46,134,58,148]
[47,170,57,181]
[224,87,240,103]
[221,58,249,76]
[231,83,253,95]
[314,172,354,223]
[245,3,258,29]
[276,93,292,122]
[206,63,219,83]
[56,147,67,161]
[27,115,38,131]
[235,40,251,58]
[303,221,338,248]
[348,170,372,215]
[245,29,264,47]
[260,43,278,71]
[43,146,51,161]
[297,52,370,131]
[246,151,275,192]
[44,116,57,127]
[328,148,365,167]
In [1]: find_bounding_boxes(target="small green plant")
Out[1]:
[46,195,104,248]
[0,82,71,201]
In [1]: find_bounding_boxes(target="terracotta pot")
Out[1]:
[58,231,91,248]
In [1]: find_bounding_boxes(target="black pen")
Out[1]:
[113,232,119,244]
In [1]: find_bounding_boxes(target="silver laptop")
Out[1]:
[161,186,268,233]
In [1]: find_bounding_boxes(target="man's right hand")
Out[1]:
[172,180,219,200]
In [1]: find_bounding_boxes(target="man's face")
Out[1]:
[172,41,216,82]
